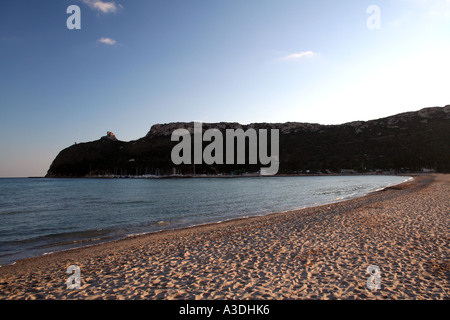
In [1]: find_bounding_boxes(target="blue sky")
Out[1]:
[1,0,449,177]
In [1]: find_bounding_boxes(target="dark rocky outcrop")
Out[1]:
[46,105,450,177]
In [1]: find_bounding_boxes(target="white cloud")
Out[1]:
[98,37,117,45]
[281,51,316,61]
[82,0,121,14]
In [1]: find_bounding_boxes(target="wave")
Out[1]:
[0,228,111,248]
[0,210,26,216]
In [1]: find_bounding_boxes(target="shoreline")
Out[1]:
[0,174,448,299]
[42,172,429,179]
[0,175,413,267]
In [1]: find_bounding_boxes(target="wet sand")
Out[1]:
[0,174,448,300]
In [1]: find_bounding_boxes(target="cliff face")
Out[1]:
[46,106,450,177]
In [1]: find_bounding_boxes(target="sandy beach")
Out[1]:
[0,174,448,300]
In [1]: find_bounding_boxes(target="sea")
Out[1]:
[0,175,412,266]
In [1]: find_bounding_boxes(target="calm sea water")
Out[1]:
[0,175,411,265]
